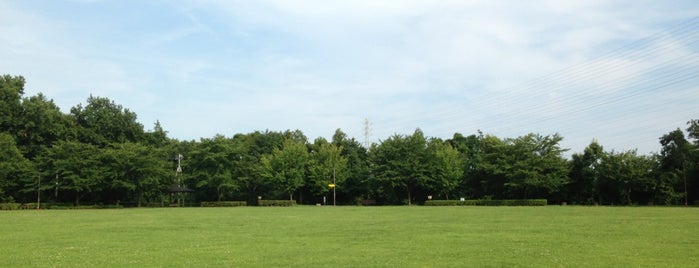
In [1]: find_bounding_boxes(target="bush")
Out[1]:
[258,200,297,206]
[0,203,22,210]
[201,201,247,207]
[424,199,547,206]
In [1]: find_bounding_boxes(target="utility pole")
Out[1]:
[364,118,372,149]
[333,166,336,206]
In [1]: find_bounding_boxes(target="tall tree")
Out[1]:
[38,141,104,205]
[370,129,431,205]
[427,138,463,200]
[261,138,309,201]
[597,150,655,205]
[0,75,25,136]
[70,95,145,146]
[498,134,569,199]
[105,142,169,206]
[0,133,36,202]
[332,129,370,203]
[308,138,348,202]
[17,93,76,159]
[568,141,605,204]
[189,135,241,202]
[656,129,690,205]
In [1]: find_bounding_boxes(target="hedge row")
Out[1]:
[0,203,124,210]
[201,201,247,207]
[0,203,23,210]
[424,199,548,206]
[258,200,297,206]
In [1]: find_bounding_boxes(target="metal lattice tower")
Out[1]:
[363,118,372,148]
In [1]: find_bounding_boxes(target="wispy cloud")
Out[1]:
[1,0,698,154]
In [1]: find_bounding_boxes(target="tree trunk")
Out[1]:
[289,192,293,202]
[407,188,412,206]
[137,189,143,207]
[627,187,632,205]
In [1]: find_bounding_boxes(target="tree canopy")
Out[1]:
[1,74,698,206]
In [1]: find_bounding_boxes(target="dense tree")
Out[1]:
[370,129,431,205]
[656,129,690,205]
[568,141,604,204]
[0,75,25,135]
[426,138,463,200]
[189,135,242,202]
[0,133,36,202]
[38,141,104,205]
[104,142,170,206]
[307,137,348,203]
[597,150,655,205]
[497,134,569,199]
[331,129,371,204]
[261,138,309,201]
[70,95,145,146]
[17,93,76,159]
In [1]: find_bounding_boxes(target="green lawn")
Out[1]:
[1,206,697,267]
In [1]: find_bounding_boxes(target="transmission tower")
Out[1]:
[363,118,372,148]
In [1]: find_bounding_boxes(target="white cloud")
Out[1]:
[1,0,698,155]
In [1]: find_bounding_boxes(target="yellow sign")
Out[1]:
[328,184,336,188]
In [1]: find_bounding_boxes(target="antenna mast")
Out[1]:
[363,118,372,148]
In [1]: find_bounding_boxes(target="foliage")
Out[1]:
[0,132,37,202]
[189,135,241,202]
[370,129,431,205]
[424,199,547,206]
[260,138,309,201]
[200,201,247,207]
[307,138,347,198]
[257,199,297,206]
[0,203,21,210]
[1,73,698,206]
[70,95,145,146]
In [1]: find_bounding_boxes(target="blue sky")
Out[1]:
[1,0,698,155]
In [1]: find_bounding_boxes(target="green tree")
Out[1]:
[370,129,431,205]
[0,75,25,136]
[38,141,105,205]
[308,138,347,202]
[0,133,36,202]
[331,129,370,204]
[498,134,569,200]
[597,150,655,205]
[261,138,309,201]
[70,95,145,146]
[656,129,690,205]
[17,93,76,159]
[427,138,463,200]
[189,135,241,202]
[105,142,169,207]
[568,141,604,204]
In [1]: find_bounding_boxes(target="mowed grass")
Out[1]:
[1,206,698,267]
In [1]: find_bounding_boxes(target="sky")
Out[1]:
[1,0,698,156]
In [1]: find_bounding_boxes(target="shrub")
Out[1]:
[424,199,547,206]
[0,203,21,210]
[258,200,297,206]
[201,201,247,207]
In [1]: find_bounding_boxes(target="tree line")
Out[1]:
[1,74,698,206]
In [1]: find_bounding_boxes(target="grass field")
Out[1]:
[1,206,697,267]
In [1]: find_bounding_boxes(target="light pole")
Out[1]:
[333,166,336,206]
